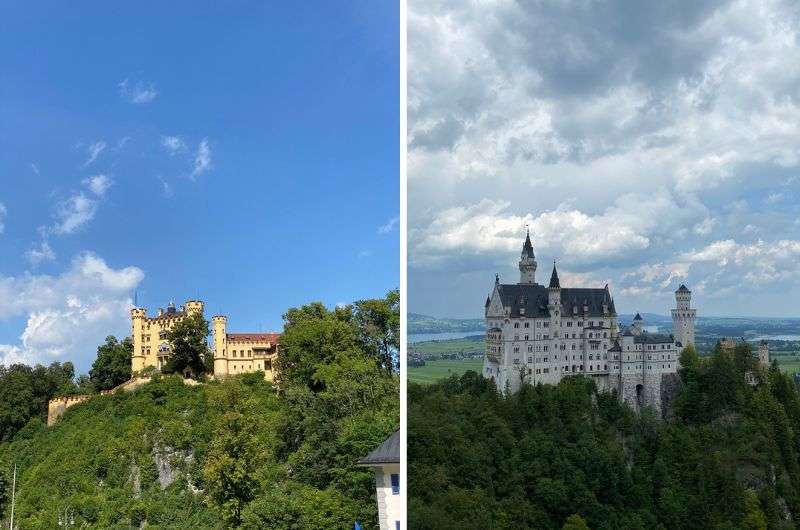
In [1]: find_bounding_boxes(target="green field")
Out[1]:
[408,358,484,384]
[410,335,484,357]
[775,354,800,374]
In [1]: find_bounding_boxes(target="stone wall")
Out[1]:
[46,376,200,426]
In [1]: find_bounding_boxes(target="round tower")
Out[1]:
[519,230,537,285]
[131,308,147,373]
[212,315,228,377]
[671,284,696,348]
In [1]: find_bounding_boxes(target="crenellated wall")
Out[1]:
[46,376,201,426]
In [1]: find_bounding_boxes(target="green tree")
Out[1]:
[353,289,400,372]
[162,312,211,377]
[562,514,590,530]
[89,335,133,391]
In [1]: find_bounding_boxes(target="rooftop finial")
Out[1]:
[495,273,500,284]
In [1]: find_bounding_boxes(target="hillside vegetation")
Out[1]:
[0,291,399,529]
[410,343,800,529]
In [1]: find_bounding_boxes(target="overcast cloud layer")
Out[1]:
[409,0,800,318]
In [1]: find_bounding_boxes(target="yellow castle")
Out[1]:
[131,299,279,380]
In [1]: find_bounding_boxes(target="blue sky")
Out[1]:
[0,1,398,371]
[409,0,800,319]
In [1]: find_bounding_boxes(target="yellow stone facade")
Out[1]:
[131,299,279,380]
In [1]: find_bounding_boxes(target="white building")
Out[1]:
[358,429,401,530]
[483,232,697,412]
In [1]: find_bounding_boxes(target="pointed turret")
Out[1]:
[518,230,537,284]
[521,229,534,259]
[548,261,560,289]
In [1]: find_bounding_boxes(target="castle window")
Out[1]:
[524,322,530,328]
[567,321,573,327]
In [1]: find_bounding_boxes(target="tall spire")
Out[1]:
[518,230,537,284]
[521,228,535,259]
[548,260,560,289]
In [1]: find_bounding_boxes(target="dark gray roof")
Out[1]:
[521,231,534,259]
[633,333,675,344]
[495,284,615,318]
[633,313,643,321]
[485,295,491,308]
[358,429,399,466]
[676,284,691,293]
[608,340,622,352]
[549,263,560,289]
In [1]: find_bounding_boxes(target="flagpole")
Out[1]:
[9,462,16,530]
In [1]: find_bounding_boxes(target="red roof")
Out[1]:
[226,333,280,343]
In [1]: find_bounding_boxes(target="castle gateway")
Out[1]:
[131,300,279,380]
[483,232,696,412]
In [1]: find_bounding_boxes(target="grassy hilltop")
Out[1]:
[0,292,400,530]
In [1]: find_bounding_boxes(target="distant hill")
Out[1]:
[410,311,800,339]
[408,313,484,334]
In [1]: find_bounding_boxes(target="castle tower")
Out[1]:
[548,262,561,307]
[631,312,643,335]
[758,340,769,367]
[212,315,228,377]
[185,300,204,315]
[519,230,537,284]
[671,284,696,347]
[131,308,147,373]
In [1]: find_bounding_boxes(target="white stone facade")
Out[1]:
[483,233,695,412]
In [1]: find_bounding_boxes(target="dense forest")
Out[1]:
[410,343,800,529]
[0,290,399,529]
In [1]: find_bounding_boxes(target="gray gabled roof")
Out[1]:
[358,429,399,466]
[495,284,615,318]
[633,333,675,344]
[676,284,691,293]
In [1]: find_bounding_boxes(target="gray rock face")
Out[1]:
[660,372,682,420]
[152,444,194,489]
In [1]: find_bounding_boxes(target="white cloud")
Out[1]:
[52,193,97,235]
[413,190,705,269]
[82,174,112,197]
[0,253,144,367]
[118,78,158,104]
[408,0,800,317]
[30,163,39,175]
[83,140,106,167]
[191,139,211,178]
[161,135,186,154]
[0,203,6,233]
[358,250,373,259]
[157,176,173,198]
[26,240,55,266]
[378,216,400,234]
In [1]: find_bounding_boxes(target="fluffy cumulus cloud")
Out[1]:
[408,0,800,317]
[0,253,144,367]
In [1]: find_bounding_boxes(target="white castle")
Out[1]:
[483,231,697,412]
